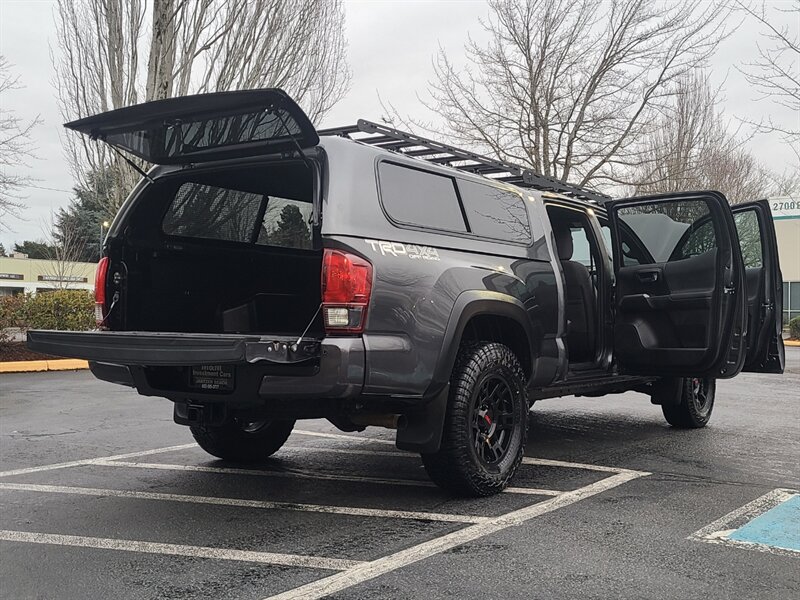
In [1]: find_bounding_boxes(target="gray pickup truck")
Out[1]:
[29,89,784,496]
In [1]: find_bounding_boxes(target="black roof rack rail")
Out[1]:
[318,119,611,204]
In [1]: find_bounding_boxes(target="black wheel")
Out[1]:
[422,342,529,497]
[661,377,716,428]
[190,418,295,462]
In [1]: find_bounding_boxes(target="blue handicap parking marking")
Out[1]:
[728,494,800,552]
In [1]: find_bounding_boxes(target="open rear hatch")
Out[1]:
[64,88,319,164]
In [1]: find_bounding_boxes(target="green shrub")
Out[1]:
[789,316,800,341]
[0,294,29,348]
[0,294,28,330]
[22,290,95,331]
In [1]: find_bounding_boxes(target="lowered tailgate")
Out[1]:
[26,330,320,366]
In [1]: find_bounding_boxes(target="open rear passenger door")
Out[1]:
[731,200,785,373]
[607,192,747,379]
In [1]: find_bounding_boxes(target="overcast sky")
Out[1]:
[0,0,797,250]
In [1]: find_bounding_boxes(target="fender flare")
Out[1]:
[430,290,536,392]
[397,291,535,454]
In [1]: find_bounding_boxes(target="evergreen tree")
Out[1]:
[13,240,55,259]
[54,167,116,262]
[270,204,311,249]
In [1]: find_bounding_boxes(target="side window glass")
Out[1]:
[600,225,613,259]
[601,222,648,266]
[379,162,466,232]
[457,180,531,243]
[733,210,763,268]
[617,200,716,263]
[673,220,715,260]
[256,197,313,250]
[570,227,593,267]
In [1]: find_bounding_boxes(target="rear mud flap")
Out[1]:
[396,383,449,454]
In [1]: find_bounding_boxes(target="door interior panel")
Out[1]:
[731,201,785,373]
[615,249,717,367]
[744,266,764,350]
[609,192,747,378]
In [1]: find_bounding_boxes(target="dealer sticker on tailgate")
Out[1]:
[189,365,235,391]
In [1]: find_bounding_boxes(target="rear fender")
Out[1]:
[396,292,534,454]
[430,291,536,392]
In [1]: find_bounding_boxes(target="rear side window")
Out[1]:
[257,197,313,249]
[378,163,467,232]
[733,209,763,268]
[163,182,313,249]
[457,180,531,244]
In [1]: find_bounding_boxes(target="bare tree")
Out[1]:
[0,56,40,231]
[40,212,89,289]
[628,71,781,203]
[733,0,800,152]
[54,0,351,214]
[397,0,732,192]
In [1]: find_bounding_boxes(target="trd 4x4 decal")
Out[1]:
[364,239,441,261]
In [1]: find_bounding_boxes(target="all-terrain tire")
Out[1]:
[190,418,295,462]
[422,342,529,497]
[661,377,716,428]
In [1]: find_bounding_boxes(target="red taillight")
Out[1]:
[94,257,109,327]
[321,249,373,333]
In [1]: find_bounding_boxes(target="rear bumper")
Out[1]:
[28,330,364,403]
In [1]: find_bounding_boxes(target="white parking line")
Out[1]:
[0,482,488,524]
[292,430,642,474]
[0,444,196,478]
[293,430,395,445]
[283,445,412,459]
[689,488,800,557]
[521,457,643,474]
[264,469,650,600]
[0,529,362,570]
[0,432,649,598]
[92,459,562,496]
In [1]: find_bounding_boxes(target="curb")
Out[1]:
[785,340,800,347]
[0,359,89,374]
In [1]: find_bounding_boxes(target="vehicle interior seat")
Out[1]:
[553,220,596,362]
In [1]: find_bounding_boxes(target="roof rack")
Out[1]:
[317,119,610,204]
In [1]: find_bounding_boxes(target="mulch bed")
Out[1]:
[0,342,55,362]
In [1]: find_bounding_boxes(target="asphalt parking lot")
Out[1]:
[1,350,798,600]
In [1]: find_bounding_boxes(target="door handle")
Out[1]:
[637,270,659,283]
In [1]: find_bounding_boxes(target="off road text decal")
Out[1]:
[364,239,441,261]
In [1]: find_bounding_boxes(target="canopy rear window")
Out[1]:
[64,89,319,165]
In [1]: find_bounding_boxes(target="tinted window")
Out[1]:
[601,222,649,266]
[256,197,313,250]
[458,180,531,243]
[734,210,763,268]
[570,226,594,267]
[618,200,715,263]
[379,163,466,231]
[103,106,304,163]
[164,183,265,243]
[163,182,313,250]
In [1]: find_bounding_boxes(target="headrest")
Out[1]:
[553,224,573,260]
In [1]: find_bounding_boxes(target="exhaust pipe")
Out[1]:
[348,414,407,430]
